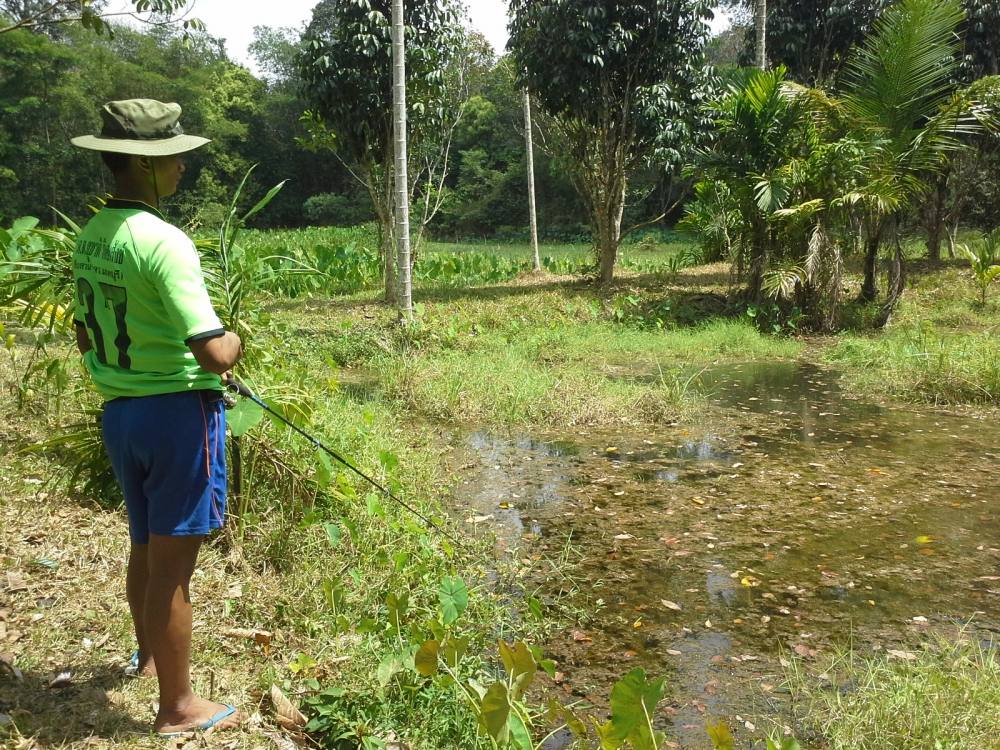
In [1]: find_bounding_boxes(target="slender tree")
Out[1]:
[391,0,412,316]
[299,0,463,302]
[754,0,767,69]
[522,88,540,272]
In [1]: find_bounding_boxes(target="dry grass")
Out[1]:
[0,447,318,749]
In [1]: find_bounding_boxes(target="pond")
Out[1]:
[451,362,1000,748]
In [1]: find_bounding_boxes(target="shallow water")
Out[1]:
[452,362,1000,748]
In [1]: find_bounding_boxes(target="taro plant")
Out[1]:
[959,230,1000,306]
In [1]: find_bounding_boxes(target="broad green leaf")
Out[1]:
[314,451,335,489]
[414,639,439,676]
[499,640,537,700]
[707,720,736,750]
[441,635,469,669]
[767,735,802,750]
[10,216,39,238]
[386,591,408,629]
[549,700,587,738]
[597,668,666,750]
[378,449,399,473]
[226,399,264,437]
[479,683,510,743]
[323,522,342,548]
[507,710,532,750]
[376,652,404,687]
[438,576,468,626]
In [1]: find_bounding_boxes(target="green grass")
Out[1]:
[827,260,1000,404]
[274,283,800,428]
[787,638,1000,749]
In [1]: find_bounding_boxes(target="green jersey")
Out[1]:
[72,199,224,399]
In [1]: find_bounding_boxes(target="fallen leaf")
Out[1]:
[661,600,682,611]
[5,573,26,593]
[465,514,494,524]
[793,644,817,659]
[887,649,917,661]
[614,533,634,541]
[270,684,306,731]
[665,649,682,656]
[223,628,273,646]
[571,630,592,643]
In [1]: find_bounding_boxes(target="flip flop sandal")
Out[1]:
[123,650,140,677]
[157,704,238,738]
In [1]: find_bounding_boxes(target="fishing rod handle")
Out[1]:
[226,378,255,399]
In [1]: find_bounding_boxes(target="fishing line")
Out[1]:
[225,379,471,552]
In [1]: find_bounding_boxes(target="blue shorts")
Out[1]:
[102,390,228,545]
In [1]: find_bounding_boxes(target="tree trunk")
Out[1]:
[860,224,881,302]
[595,180,626,284]
[746,217,769,302]
[922,175,947,262]
[391,0,412,317]
[362,159,397,303]
[754,0,767,70]
[876,242,906,328]
[523,89,541,272]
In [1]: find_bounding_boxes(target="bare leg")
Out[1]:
[126,543,156,676]
[145,533,241,734]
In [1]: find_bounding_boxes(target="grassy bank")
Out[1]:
[272,268,801,428]
[827,259,1000,405]
[0,341,523,749]
[787,637,1000,749]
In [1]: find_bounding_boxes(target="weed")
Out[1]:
[785,637,1000,749]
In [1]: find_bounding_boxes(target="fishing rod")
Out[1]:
[225,379,470,552]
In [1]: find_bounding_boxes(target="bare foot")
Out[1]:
[155,696,242,735]
[137,653,156,677]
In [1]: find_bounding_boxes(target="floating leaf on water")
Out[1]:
[661,600,682,611]
[706,719,735,750]
[915,535,934,544]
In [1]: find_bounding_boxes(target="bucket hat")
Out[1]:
[71,99,209,156]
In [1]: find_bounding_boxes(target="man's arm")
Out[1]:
[188,331,242,375]
[74,321,93,355]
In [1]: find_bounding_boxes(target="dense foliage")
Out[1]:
[508,0,714,282]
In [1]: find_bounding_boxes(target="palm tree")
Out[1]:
[701,66,810,301]
[840,0,979,308]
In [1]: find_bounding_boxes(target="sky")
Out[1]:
[110,0,730,74]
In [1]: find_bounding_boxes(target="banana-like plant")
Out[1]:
[959,231,1000,306]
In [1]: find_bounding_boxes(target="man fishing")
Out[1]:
[70,99,243,737]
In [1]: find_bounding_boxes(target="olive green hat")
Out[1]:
[71,99,210,156]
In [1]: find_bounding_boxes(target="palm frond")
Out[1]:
[842,0,965,141]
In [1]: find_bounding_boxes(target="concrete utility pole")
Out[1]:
[391,0,413,316]
[755,0,767,70]
[523,88,541,272]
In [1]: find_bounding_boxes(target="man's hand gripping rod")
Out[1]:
[226,379,469,552]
